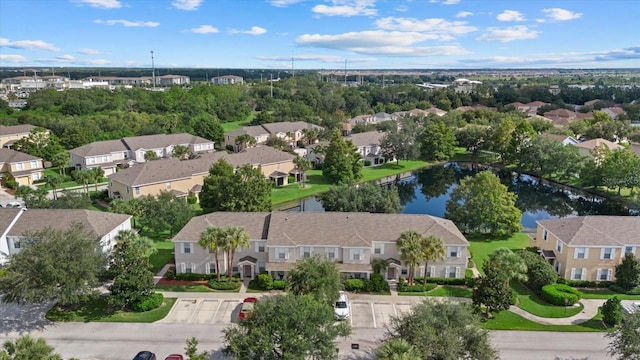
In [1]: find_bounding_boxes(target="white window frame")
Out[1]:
[135,187,140,195]
[448,246,461,258]
[325,247,337,260]
[601,248,615,260]
[543,229,549,241]
[255,241,265,253]
[597,269,612,281]
[276,248,288,260]
[166,182,171,190]
[350,248,363,261]
[374,243,384,255]
[625,246,636,256]
[301,246,312,258]
[571,268,587,280]
[574,247,588,259]
[556,240,563,253]
[15,162,23,170]
[182,242,192,254]
[30,160,38,168]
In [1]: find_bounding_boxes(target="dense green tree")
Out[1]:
[171,144,192,160]
[138,191,193,237]
[487,117,516,160]
[144,150,159,161]
[223,294,350,360]
[192,115,224,145]
[472,261,512,316]
[199,160,272,213]
[114,230,156,255]
[601,149,640,195]
[455,125,488,154]
[107,238,155,309]
[0,223,106,305]
[486,248,528,286]
[397,230,423,285]
[380,119,420,165]
[12,128,65,162]
[419,121,457,161]
[293,155,312,187]
[515,249,557,292]
[445,171,522,237]
[607,310,640,360]
[89,167,105,192]
[615,253,640,292]
[322,131,362,184]
[376,338,421,360]
[602,296,623,327]
[317,182,401,213]
[287,254,341,303]
[385,300,498,360]
[108,198,144,228]
[0,335,62,360]
[184,337,209,360]
[505,120,536,163]
[50,151,70,177]
[419,235,445,285]
[71,169,91,195]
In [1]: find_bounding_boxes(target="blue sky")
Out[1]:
[1,0,639,69]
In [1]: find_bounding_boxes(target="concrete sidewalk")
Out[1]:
[509,299,605,325]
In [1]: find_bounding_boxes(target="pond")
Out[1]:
[278,162,634,230]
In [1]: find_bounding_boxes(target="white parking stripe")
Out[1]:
[188,299,204,323]
[370,302,377,329]
[212,299,223,324]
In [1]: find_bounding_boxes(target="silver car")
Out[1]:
[334,291,350,320]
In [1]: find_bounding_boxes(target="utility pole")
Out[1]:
[150,50,155,89]
[344,59,347,86]
[270,73,273,98]
[292,52,295,79]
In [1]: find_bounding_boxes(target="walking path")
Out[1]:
[509,299,605,325]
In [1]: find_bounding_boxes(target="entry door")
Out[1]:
[387,267,396,280]
[244,265,252,278]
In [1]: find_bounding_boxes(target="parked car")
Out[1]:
[164,355,184,360]
[334,291,350,320]
[239,297,258,321]
[132,351,156,360]
[5,201,21,208]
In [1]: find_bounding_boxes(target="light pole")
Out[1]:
[150,50,155,89]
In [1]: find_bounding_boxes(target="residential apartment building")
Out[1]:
[346,131,387,166]
[0,148,44,186]
[224,121,323,151]
[211,75,244,85]
[173,212,470,281]
[570,138,624,162]
[531,216,640,281]
[107,146,296,200]
[70,133,215,175]
[0,208,131,264]
[0,124,40,148]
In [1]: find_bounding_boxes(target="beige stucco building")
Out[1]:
[224,122,323,151]
[107,146,296,200]
[0,148,44,186]
[173,212,469,281]
[531,216,640,281]
[0,124,42,148]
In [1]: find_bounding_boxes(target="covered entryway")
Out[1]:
[237,256,257,280]
[386,258,401,281]
[269,171,289,187]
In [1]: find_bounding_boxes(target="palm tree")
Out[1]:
[1,334,62,360]
[172,144,192,160]
[376,338,421,360]
[89,167,105,193]
[420,235,446,285]
[235,134,255,152]
[199,226,224,281]
[487,247,528,286]
[371,258,388,275]
[397,230,423,285]
[144,150,159,161]
[301,128,319,145]
[224,226,250,279]
[51,151,69,177]
[45,173,63,200]
[72,169,91,195]
[293,155,312,188]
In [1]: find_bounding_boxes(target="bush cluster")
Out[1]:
[174,272,218,281]
[208,277,241,291]
[515,249,557,292]
[272,280,287,290]
[413,276,469,286]
[397,278,438,293]
[343,274,390,293]
[556,278,612,288]
[540,284,583,306]
[131,293,164,312]
[164,267,176,280]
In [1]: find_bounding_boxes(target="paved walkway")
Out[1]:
[154,264,173,285]
[509,299,605,325]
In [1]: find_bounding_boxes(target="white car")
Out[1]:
[6,201,21,208]
[334,291,350,320]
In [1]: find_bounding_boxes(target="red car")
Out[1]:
[164,356,183,360]
[239,297,258,320]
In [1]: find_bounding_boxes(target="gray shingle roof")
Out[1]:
[173,212,469,248]
[260,121,322,135]
[70,133,213,157]
[69,139,128,157]
[346,131,385,147]
[108,146,295,186]
[0,124,35,136]
[3,209,131,238]
[538,216,640,246]
[0,148,42,163]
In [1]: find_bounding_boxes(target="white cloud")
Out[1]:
[374,17,476,41]
[0,37,60,51]
[456,11,473,18]
[56,54,75,61]
[258,54,344,62]
[542,8,582,21]
[70,0,122,9]
[94,19,160,27]
[477,25,539,42]
[0,54,27,63]
[395,5,408,12]
[190,25,219,34]
[312,0,377,17]
[296,30,469,56]
[78,48,100,55]
[230,26,267,35]
[172,0,203,11]
[268,0,305,7]
[429,0,460,5]
[86,59,111,65]
[497,10,525,22]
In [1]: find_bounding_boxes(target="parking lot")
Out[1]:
[159,296,423,328]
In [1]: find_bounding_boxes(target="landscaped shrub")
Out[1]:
[541,284,582,306]
[131,293,164,312]
[397,278,437,292]
[515,249,557,292]
[422,277,469,286]
[175,273,216,281]
[186,195,197,204]
[363,160,371,167]
[271,280,287,290]
[363,273,390,292]
[602,296,622,327]
[257,273,274,290]
[344,279,365,292]
[561,279,597,288]
[164,267,176,280]
[208,279,241,291]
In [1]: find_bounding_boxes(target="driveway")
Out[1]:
[0,187,21,207]
[0,298,53,334]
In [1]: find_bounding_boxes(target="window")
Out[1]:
[325,247,336,260]
[258,242,265,253]
[543,229,549,241]
[350,249,363,261]
[30,161,38,168]
[184,263,193,274]
[32,173,40,181]
[571,268,586,280]
[183,243,192,254]
[126,186,130,194]
[448,246,460,258]
[626,246,636,255]
[88,158,95,164]
[556,240,563,253]
[447,267,459,278]
[597,269,612,281]
[102,156,108,163]
[374,243,384,255]
[276,248,288,260]
[258,262,266,273]
[15,163,23,170]
[401,269,408,275]
[13,240,21,249]
[207,263,217,274]
[427,266,435,277]
[135,187,140,195]
[601,248,614,260]
[301,247,311,258]
[574,247,588,259]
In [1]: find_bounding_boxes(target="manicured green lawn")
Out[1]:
[581,289,640,300]
[482,310,606,332]
[46,297,176,323]
[149,240,174,273]
[468,233,530,275]
[512,281,583,318]
[155,284,215,292]
[426,286,473,298]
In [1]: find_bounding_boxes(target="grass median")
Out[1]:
[46,297,176,323]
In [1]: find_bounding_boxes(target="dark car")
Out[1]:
[133,351,157,360]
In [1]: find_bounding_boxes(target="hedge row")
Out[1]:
[208,279,241,291]
[397,280,438,293]
[131,293,164,312]
[344,274,390,293]
[413,276,469,286]
[556,278,612,288]
[541,284,583,306]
